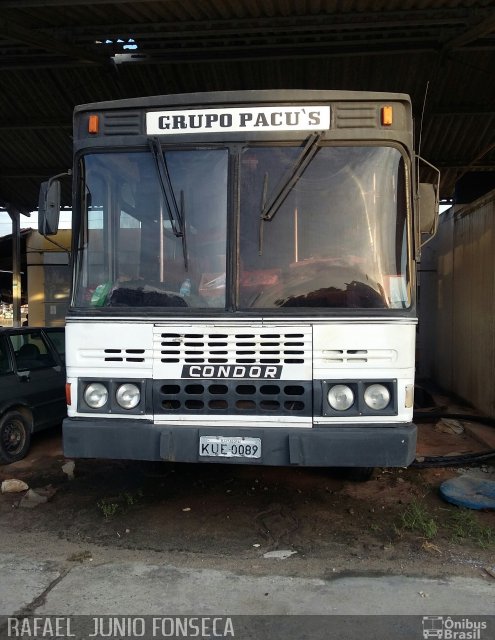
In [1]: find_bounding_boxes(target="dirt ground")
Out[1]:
[1,422,495,582]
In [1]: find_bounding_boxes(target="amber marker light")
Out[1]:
[381,105,393,126]
[65,383,72,406]
[88,114,99,134]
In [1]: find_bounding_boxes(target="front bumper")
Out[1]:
[63,418,417,467]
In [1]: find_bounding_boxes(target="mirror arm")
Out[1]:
[48,169,72,185]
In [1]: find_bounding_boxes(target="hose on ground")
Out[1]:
[411,411,495,468]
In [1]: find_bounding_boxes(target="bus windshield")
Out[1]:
[73,144,410,310]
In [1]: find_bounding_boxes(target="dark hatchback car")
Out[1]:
[0,326,66,464]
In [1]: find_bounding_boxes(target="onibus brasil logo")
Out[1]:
[422,617,487,639]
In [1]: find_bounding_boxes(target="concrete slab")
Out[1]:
[0,553,60,615]
[34,561,495,615]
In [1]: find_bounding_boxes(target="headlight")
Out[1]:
[116,383,141,410]
[84,382,108,409]
[327,384,354,411]
[364,384,390,410]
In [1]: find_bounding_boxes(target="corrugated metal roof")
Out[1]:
[0,0,494,212]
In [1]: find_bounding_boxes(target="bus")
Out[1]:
[39,90,438,475]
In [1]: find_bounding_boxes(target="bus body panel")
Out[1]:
[64,318,416,465]
[63,420,416,467]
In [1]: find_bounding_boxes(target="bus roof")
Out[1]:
[74,89,411,115]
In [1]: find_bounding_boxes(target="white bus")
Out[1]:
[39,90,438,476]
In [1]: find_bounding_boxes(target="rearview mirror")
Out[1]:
[416,156,440,247]
[419,182,439,235]
[38,179,61,235]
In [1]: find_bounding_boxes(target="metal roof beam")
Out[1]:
[0,119,70,130]
[0,168,66,178]
[0,45,440,70]
[1,0,161,5]
[443,13,495,50]
[432,161,495,170]
[446,141,495,182]
[0,17,110,65]
[69,12,470,38]
[3,8,489,48]
[1,7,493,71]
[430,106,495,116]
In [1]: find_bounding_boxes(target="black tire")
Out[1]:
[344,467,375,482]
[0,411,31,464]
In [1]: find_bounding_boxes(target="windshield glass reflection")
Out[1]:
[73,144,410,312]
[74,150,228,309]
[239,145,410,309]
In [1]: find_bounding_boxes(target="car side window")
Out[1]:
[9,331,56,371]
[0,338,13,375]
[45,328,65,364]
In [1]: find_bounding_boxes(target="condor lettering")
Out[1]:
[146,106,330,135]
[182,364,282,379]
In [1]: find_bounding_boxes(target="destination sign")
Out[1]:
[146,106,330,134]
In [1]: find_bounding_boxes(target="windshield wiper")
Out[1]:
[179,189,188,271]
[148,137,184,238]
[261,131,324,222]
[148,136,188,270]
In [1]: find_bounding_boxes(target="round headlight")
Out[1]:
[84,382,108,409]
[364,384,390,410]
[327,384,354,411]
[116,383,141,410]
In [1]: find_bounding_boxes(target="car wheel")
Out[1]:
[0,411,32,464]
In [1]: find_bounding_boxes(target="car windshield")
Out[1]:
[73,144,410,311]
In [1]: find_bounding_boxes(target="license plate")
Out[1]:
[199,436,261,459]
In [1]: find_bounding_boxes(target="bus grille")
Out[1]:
[153,379,312,416]
[155,327,311,365]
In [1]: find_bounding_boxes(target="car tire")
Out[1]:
[0,411,32,464]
